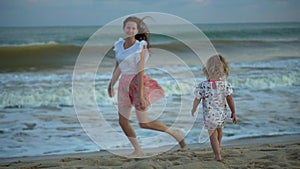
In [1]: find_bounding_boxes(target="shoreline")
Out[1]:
[1,134,299,168]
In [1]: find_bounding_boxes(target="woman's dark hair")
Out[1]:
[135,33,147,41]
[123,16,151,49]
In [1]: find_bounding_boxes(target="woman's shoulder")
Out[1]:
[132,40,148,55]
[137,40,147,45]
[114,38,124,46]
[113,38,124,52]
[135,40,148,49]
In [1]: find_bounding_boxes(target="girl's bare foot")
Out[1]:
[214,156,223,162]
[128,150,144,158]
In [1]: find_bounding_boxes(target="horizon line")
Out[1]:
[1,20,299,28]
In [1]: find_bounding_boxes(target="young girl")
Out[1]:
[191,54,237,161]
[108,16,186,156]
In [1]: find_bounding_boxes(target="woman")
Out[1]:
[108,16,186,156]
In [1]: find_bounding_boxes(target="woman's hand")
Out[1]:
[139,96,147,111]
[108,62,120,98]
[108,84,114,97]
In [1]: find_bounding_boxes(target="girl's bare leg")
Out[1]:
[209,130,222,161]
[217,128,223,150]
[118,108,143,155]
[136,110,186,148]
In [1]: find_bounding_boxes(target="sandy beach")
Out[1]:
[1,22,299,169]
[1,134,299,169]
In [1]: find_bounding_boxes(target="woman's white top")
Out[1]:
[113,38,149,75]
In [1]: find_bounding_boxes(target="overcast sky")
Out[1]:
[0,0,299,27]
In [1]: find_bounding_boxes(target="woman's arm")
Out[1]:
[137,48,146,109]
[108,61,121,97]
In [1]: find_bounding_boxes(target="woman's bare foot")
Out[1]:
[171,130,186,149]
[179,140,186,149]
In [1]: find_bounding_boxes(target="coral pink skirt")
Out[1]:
[118,74,165,111]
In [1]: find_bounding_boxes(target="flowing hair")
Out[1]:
[123,16,151,49]
[203,54,230,80]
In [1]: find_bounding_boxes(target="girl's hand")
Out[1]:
[231,113,237,124]
[108,85,114,97]
[191,98,200,117]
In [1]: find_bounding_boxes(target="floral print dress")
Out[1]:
[194,80,233,130]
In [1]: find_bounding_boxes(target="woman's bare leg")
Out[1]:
[118,108,143,155]
[136,110,186,148]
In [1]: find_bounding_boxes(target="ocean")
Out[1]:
[0,22,300,158]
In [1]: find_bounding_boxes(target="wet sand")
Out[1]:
[0,134,299,169]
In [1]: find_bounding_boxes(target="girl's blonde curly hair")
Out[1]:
[203,54,230,80]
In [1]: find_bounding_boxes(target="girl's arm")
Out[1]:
[191,98,201,117]
[226,95,237,124]
[137,48,146,110]
[108,61,121,97]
